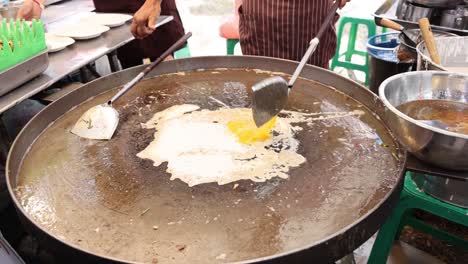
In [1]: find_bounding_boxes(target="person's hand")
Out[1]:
[131,0,161,39]
[339,0,350,9]
[16,0,44,21]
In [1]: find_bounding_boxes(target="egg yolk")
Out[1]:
[227,116,277,144]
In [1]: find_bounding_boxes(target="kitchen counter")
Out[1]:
[0,0,173,114]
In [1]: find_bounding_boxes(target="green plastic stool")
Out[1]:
[368,172,468,264]
[174,44,191,59]
[330,17,386,86]
[227,39,239,55]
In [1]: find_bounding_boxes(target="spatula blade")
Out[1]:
[403,30,418,47]
[71,104,119,140]
[251,76,289,127]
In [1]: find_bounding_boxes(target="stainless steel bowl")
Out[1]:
[441,7,468,30]
[408,0,465,8]
[396,0,410,20]
[379,71,468,171]
[417,36,468,73]
[0,2,22,20]
[398,29,457,55]
[403,3,433,22]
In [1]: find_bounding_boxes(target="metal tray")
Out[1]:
[374,0,468,36]
[0,51,49,97]
[0,231,25,264]
[411,173,468,208]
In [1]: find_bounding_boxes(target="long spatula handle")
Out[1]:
[109,32,193,105]
[377,18,404,31]
[418,18,441,65]
[288,1,340,88]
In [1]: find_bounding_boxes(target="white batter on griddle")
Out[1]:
[137,105,306,186]
[137,104,364,187]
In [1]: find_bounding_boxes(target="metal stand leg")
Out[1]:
[0,118,11,162]
[336,253,356,264]
[79,68,90,83]
[0,117,11,211]
[86,64,101,79]
[79,63,101,83]
[108,51,121,73]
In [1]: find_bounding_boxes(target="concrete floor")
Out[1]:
[354,235,444,264]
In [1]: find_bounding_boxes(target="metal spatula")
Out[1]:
[251,1,340,127]
[377,18,418,47]
[71,32,192,140]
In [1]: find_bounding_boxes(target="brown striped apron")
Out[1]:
[238,0,338,69]
[93,0,185,68]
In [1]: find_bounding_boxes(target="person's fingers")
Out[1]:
[16,3,43,20]
[132,15,147,39]
[130,20,139,38]
[32,5,42,20]
[339,0,349,9]
[131,4,159,39]
[148,11,159,30]
[136,24,147,39]
[134,12,156,39]
[16,6,30,20]
[16,11,25,20]
[142,26,154,38]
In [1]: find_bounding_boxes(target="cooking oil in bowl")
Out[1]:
[397,99,468,135]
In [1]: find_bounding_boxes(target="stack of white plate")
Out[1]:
[46,12,132,53]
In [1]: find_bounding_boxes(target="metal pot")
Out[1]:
[0,1,22,20]
[398,29,457,62]
[402,3,433,22]
[379,71,468,171]
[399,29,458,52]
[441,7,468,30]
[396,0,410,20]
[411,172,468,208]
[408,0,466,8]
[417,36,468,73]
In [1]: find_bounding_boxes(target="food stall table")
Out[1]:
[0,0,173,114]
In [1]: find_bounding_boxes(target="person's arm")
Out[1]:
[339,0,350,9]
[131,0,162,39]
[16,0,45,20]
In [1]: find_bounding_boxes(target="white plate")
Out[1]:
[83,13,133,28]
[53,24,110,40]
[45,33,75,53]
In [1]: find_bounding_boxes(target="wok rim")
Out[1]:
[7,55,407,263]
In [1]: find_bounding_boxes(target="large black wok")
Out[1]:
[7,56,406,263]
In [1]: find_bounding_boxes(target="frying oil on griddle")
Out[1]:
[15,69,401,264]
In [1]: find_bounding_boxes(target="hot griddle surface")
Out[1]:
[15,69,401,263]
